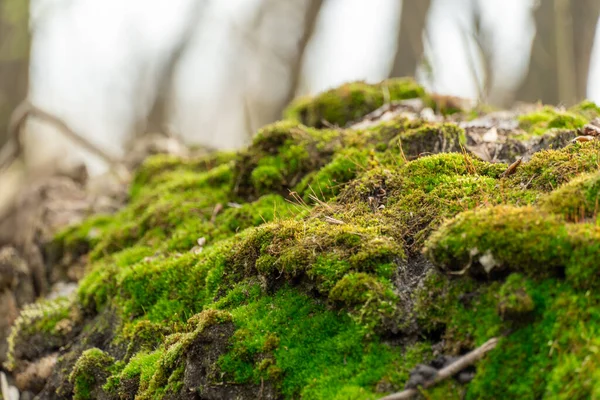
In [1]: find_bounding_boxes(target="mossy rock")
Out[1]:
[12,83,600,399]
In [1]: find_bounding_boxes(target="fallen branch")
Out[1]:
[379,337,499,400]
[1,100,130,180]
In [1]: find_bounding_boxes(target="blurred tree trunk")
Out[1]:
[516,0,600,105]
[241,0,325,130]
[388,0,431,78]
[471,0,500,105]
[571,0,600,101]
[144,2,203,136]
[276,0,324,117]
[516,0,559,104]
[0,0,30,147]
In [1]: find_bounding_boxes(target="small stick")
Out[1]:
[324,216,345,225]
[379,337,499,400]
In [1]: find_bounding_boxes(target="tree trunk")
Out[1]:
[388,0,431,78]
[516,0,559,104]
[516,0,600,105]
[276,0,324,117]
[144,2,204,136]
[570,0,600,100]
[240,0,325,131]
[0,0,30,147]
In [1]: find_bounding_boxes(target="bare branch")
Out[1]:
[0,100,129,180]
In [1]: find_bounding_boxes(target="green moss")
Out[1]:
[497,274,535,322]
[69,348,115,400]
[221,218,404,323]
[389,123,467,158]
[508,140,600,192]
[518,106,587,137]
[329,273,399,330]
[131,309,232,399]
[284,78,427,128]
[295,147,371,202]
[219,287,430,398]
[18,80,600,399]
[425,206,570,279]
[118,350,162,393]
[6,296,75,370]
[568,99,600,120]
[540,170,600,220]
[130,151,236,198]
[234,121,342,200]
[425,204,600,290]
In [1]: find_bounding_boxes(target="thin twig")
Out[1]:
[379,337,499,400]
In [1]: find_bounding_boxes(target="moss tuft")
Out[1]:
[69,348,115,400]
[329,272,399,330]
[284,78,427,128]
[497,274,535,322]
[518,106,587,137]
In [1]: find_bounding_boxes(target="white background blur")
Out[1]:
[24,0,600,174]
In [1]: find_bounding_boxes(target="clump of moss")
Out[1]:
[539,170,600,220]
[389,123,466,158]
[518,106,587,137]
[329,272,400,331]
[114,350,162,398]
[284,78,427,128]
[233,121,341,200]
[121,320,171,360]
[508,140,600,192]
[425,204,600,290]
[6,296,76,370]
[294,147,370,203]
[568,99,600,120]
[69,348,115,400]
[130,151,236,198]
[222,218,404,324]
[218,287,431,398]
[124,309,233,399]
[424,206,569,279]
[497,274,535,322]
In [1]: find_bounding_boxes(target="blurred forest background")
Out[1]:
[2,0,600,180]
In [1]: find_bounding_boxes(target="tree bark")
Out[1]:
[388,0,431,78]
[0,0,30,147]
